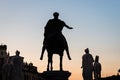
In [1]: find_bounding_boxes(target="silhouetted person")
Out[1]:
[81,48,94,80]
[94,56,101,80]
[40,12,73,60]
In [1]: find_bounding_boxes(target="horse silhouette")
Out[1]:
[40,34,71,71]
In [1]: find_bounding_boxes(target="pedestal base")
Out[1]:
[42,70,71,80]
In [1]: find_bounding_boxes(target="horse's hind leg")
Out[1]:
[47,61,53,71]
[50,54,53,71]
[47,60,49,71]
[50,60,53,71]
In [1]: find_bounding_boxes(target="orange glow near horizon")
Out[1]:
[32,50,119,80]
[4,41,119,80]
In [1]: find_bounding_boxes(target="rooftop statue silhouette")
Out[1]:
[81,48,94,80]
[11,50,24,80]
[40,12,73,71]
[2,56,13,80]
[118,69,120,73]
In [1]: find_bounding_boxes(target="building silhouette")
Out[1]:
[0,44,9,80]
[101,75,120,80]
[0,44,43,80]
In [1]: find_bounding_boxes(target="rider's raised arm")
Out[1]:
[64,24,73,29]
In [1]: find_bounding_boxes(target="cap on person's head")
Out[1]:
[53,12,59,17]
[85,48,89,53]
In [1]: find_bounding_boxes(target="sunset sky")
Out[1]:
[0,0,120,80]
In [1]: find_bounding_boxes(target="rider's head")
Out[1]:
[53,12,59,19]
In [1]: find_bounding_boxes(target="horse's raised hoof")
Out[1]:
[68,56,71,60]
[69,57,71,60]
[40,57,43,60]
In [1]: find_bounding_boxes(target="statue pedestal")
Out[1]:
[42,70,71,80]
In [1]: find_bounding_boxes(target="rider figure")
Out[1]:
[40,12,73,60]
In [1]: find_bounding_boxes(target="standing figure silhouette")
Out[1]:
[81,48,94,80]
[40,12,73,60]
[94,56,102,80]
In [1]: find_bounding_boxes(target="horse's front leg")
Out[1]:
[66,49,71,60]
[40,45,46,60]
[60,55,63,71]
[47,60,49,71]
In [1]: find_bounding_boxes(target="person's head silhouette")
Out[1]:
[85,48,89,54]
[53,12,59,19]
[95,55,99,62]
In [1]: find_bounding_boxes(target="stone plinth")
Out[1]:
[42,71,71,80]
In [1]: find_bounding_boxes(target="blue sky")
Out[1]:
[0,0,120,80]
